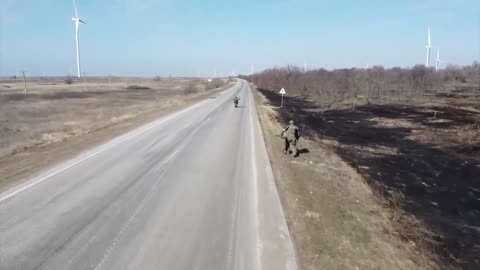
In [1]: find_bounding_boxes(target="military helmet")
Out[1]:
[289,120,294,125]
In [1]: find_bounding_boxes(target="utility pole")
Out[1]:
[21,70,27,94]
[14,68,18,88]
[83,72,87,90]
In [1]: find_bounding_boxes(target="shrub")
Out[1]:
[212,79,223,88]
[183,83,198,95]
[65,76,73,85]
[126,85,151,90]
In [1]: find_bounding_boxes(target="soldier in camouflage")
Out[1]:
[233,96,240,108]
[282,120,300,157]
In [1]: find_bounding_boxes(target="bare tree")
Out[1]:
[246,63,479,113]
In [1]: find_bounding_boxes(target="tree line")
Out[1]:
[242,62,480,112]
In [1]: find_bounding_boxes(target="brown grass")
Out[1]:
[0,77,232,190]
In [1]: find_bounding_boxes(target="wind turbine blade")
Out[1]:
[73,0,79,18]
[79,19,86,24]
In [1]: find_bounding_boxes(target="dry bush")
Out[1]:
[458,122,480,144]
[245,63,479,113]
[212,79,223,88]
[388,190,405,223]
[64,76,73,85]
[205,81,215,91]
[183,83,198,95]
[126,85,151,90]
[204,79,226,90]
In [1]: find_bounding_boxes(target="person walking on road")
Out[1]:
[233,96,240,108]
[282,120,300,157]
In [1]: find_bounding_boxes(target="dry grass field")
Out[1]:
[0,76,231,190]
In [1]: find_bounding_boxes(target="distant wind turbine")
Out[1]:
[72,0,86,78]
[425,27,432,67]
[304,59,307,72]
[435,47,441,71]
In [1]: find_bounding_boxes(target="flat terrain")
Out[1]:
[0,77,229,191]
[255,83,480,269]
[0,80,296,270]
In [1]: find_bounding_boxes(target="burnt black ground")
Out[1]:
[259,88,480,270]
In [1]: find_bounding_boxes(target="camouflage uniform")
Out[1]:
[282,120,300,157]
[233,96,240,107]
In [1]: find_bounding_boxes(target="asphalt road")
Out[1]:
[0,80,297,270]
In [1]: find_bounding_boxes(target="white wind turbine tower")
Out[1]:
[425,27,432,67]
[72,0,86,78]
[435,47,441,71]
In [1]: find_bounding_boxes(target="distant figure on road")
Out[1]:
[233,96,240,108]
[282,120,300,157]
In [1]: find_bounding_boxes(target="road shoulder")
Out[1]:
[246,83,298,270]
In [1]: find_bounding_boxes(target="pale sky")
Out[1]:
[1,0,479,76]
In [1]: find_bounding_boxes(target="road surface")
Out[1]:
[0,80,297,270]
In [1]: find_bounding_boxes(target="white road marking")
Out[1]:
[248,83,262,270]
[164,150,179,164]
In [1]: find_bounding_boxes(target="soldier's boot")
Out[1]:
[292,147,298,157]
[290,143,298,157]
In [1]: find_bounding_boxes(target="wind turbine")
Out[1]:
[435,47,441,71]
[425,27,432,67]
[72,0,86,78]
